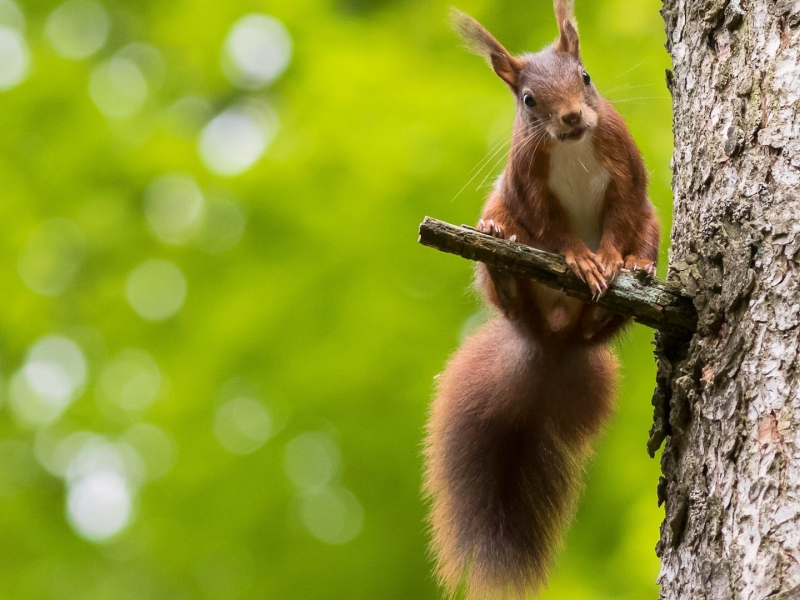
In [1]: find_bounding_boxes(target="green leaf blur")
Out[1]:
[0,0,672,598]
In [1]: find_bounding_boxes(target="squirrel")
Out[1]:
[423,1,660,598]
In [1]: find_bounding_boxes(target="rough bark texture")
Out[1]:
[418,217,697,336]
[653,1,800,598]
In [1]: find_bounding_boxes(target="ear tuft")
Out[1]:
[553,0,581,58]
[449,8,484,55]
[450,8,522,90]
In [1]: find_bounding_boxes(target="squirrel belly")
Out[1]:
[548,132,610,252]
[424,318,617,598]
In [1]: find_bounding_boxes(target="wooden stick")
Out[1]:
[418,217,697,337]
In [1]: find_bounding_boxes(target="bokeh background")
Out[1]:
[0,0,673,598]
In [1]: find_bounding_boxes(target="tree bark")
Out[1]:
[652,1,800,598]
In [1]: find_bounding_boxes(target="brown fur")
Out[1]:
[554,0,580,57]
[424,4,660,599]
[424,319,617,598]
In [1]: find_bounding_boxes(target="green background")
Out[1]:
[0,0,673,598]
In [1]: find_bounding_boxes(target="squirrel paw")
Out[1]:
[478,219,517,243]
[564,248,607,301]
[594,249,623,285]
[623,255,656,277]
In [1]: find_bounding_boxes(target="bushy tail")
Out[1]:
[424,318,616,599]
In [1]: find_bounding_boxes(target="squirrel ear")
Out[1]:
[488,52,522,91]
[556,20,581,58]
[450,9,522,91]
[553,0,581,58]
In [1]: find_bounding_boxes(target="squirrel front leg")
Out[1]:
[476,217,523,320]
[581,187,661,340]
[623,209,660,275]
[537,196,609,300]
[592,143,661,279]
[595,196,660,279]
[476,192,531,320]
[593,183,633,285]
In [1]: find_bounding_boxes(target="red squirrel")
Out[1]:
[423,1,660,598]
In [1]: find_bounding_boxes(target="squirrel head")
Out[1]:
[452,1,599,144]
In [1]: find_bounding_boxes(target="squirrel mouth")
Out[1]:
[557,127,587,142]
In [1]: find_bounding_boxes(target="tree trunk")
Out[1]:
[651,1,800,598]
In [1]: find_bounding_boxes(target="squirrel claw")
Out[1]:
[478,218,513,242]
[624,255,657,278]
[592,280,607,302]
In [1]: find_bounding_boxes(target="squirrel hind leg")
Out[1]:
[477,263,521,320]
[579,304,629,343]
[532,285,582,333]
[580,304,613,339]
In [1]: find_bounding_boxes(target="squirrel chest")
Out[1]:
[547,134,610,251]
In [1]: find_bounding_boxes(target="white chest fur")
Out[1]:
[548,134,610,251]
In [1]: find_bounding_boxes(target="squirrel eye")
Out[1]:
[582,71,591,85]
[522,93,536,108]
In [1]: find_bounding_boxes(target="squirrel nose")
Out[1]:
[561,110,583,126]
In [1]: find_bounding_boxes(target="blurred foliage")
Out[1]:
[0,0,673,598]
